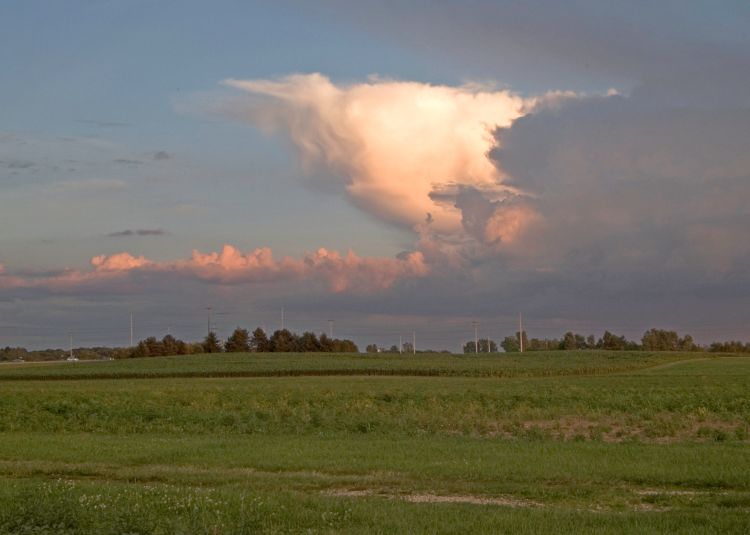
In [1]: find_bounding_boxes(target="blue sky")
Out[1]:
[2,1,750,349]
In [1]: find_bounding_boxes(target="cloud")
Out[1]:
[106,229,167,237]
[221,74,527,237]
[0,245,428,295]
[488,92,750,275]
[152,150,172,160]
[1,159,35,170]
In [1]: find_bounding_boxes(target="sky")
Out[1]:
[2,0,750,350]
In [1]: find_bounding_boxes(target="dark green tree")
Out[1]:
[202,331,223,353]
[270,329,296,352]
[561,331,577,350]
[144,336,164,356]
[318,333,334,352]
[250,328,270,352]
[296,331,320,352]
[501,336,519,352]
[161,334,178,356]
[598,331,629,350]
[225,327,250,352]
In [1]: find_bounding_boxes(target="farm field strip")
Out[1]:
[0,351,709,381]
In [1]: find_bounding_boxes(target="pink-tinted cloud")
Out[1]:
[222,74,528,238]
[0,245,428,295]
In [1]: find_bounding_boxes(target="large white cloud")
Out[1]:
[222,74,530,241]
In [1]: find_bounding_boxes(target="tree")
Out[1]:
[296,331,320,352]
[678,334,696,351]
[387,345,399,353]
[250,328,269,352]
[318,333,334,352]
[501,336,519,352]
[162,334,178,356]
[598,331,628,350]
[331,338,358,352]
[366,344,379,353]
[562,331,577,350]
[401,341,414,354]
[202,332,222,353]
[144,336,164,357]
[641,328,679,351]
[464,339,497,353]
[270,329,296,352]
[478,338,497,352]
[225,327,250,352]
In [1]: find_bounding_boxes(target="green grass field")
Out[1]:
[0,352,748,533]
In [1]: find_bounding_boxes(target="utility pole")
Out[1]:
[399,335,403,354]
[68,332,73,360]
[473,321,478,354]
[206,306,212,337]
[328,319,334,338]
[412,331,416,355]
[129,312,133,347]
[519,312,524,353]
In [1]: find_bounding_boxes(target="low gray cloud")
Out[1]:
[1,159,35,170]
[106,229,167,237]
[152,150,173,160]
[490,91,750,275]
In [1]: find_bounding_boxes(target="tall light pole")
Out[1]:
[473,321,478,354]
[68,332,73,360]
[519,312,524,353]
[399,335,403,354]
[412,331,416,355]
[328,319,334,338]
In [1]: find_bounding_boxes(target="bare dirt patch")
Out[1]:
[326,489,540,508]
[404,493,541,508]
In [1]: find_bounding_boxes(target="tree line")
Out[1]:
[126,327,358,358]
[2,327,749,362]
[463,328,726,353]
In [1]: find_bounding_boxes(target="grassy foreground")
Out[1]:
[0,352,748,533]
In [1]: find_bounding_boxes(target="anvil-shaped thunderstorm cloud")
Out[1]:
[223,74,540,250]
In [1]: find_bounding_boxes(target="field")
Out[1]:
[0,351,748,533]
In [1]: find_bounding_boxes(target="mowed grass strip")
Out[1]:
[0,350,708,381]
[0,433,749,533]
[2,476,747,535]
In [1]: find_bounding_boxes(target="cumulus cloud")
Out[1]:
[0,245,428,295]
[222,74,529,239]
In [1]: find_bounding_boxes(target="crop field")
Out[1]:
[0,352,748,533]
